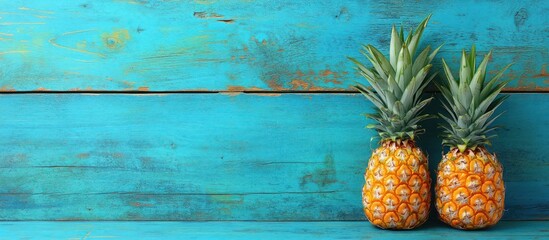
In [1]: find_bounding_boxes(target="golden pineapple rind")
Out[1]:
[362,140,431,229]
[435,147,505,230]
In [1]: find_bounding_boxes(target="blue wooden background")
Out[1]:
[0,0,547,221]
[0,0,546,92]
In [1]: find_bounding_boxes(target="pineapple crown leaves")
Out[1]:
[348,15,441,142]
[436,45,512,152]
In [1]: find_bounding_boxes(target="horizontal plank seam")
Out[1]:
[0,191,338,196]
[0,220,543,222]
[0,90,546,95]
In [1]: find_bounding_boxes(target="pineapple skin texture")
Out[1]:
[435,147,505,230]
[362,140,431,229]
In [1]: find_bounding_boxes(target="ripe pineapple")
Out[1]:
[435,46,511,229]
[349,15,441,229]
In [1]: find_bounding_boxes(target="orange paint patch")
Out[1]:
[324,79,343,85]
[533,65,548,79]
[268,69,347,91]
[249,93,281,97]
[266,77,285,91]
[290,79,309,90]
[137,86,149,91]
[226,86,263,92]
[321,69,334,76]
[122,81,136,89]
[226,86,245,91]
[320,69,344,84]
[309,86,331,91]
[0,86,16,92]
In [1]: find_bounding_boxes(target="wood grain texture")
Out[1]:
[0,93,547,220]
[0,0,546,92]
[0,221,548,240]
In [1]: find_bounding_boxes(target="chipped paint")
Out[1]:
[0,50,29,55]
[223,86,265,96]
[33,15,51,19]
[0,22,45,25]
[290,79,309,90]
[220,91,242,96]
[226,86,263,92]
[49,29,106,58]
[102,29,131,50]
[121,81,136,90]
[266,77,285,91]
[320,69,334,77]
[0,86,16,92]
[193,12,224,19]
[249,93,282,97]
[262,69,347,91]
[137,86,149,91]
[533,65,548,80]
[76,153,90,159]
[18,6,54,15]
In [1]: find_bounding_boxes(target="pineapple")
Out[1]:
[349,15,441,229]
[435,46,511,229]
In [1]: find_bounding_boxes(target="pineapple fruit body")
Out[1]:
[435,147,504,229]
[351,15,439,229]
[435,46,510,229]
[362,140,431,229]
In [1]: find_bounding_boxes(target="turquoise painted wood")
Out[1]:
[0,0,546,92]
[0,221,548,239]
[0,93,547,220]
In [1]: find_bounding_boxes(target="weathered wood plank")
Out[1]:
[0,221,548,240]
[0,0,546,91]
[0,93,547,220]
